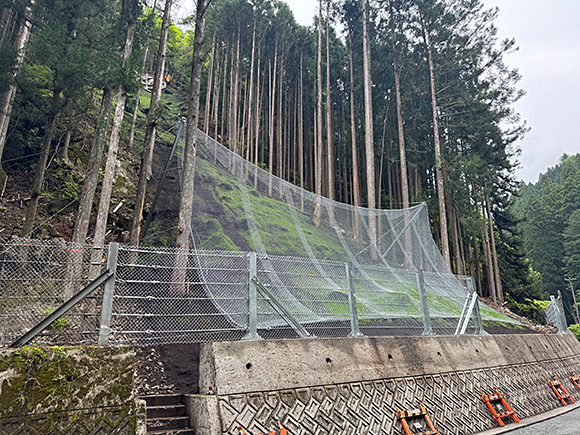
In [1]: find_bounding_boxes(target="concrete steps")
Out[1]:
[142,394,194,435]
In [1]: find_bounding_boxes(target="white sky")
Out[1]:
[283,0,580,184]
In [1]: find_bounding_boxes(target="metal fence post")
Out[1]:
[470,277,486,335]
[98,243,118,345]
[417,269,434,335]
[346,262,364,337]
[244,252,260,340]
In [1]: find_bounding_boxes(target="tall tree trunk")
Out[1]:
[254,49,261,167]
[325,0,334,203]
[348,37,361,239]
[277,56,283,178]
[268,40,277,195]
[298,49,304,209]
[72,88,115,244]
[203,34,215,134]
[60,129,72,162]
[231,29,240,155]
[389,1,408,210]
[175,0,207,250]
[422,15,450,268]
[220,49,228,141]
[478,196,496,302]
[246,21,256,161]
[486,195,503,302]
[0,5,14,48]
[130,0,172,246]
[362,0,377,259]
[22,89,61,236]
[0,10,31,170]
[212,44,221,140]
[313,0,324,227]
[127,0,158,153]
[93,1,138,247]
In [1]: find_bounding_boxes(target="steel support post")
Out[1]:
[98,243,119,345]
[470,277,486,335]
[244,252,261,340]
[346,262,363,337]
[417,269,434,335]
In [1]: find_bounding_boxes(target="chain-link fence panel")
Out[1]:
[0,238,106,346]
[109,245,249,346]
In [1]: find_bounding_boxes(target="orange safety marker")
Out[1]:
[548,377,574,405]
[481,389,520,427]
[569,373,580,390]
[397,406,437,435]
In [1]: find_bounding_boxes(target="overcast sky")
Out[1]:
[281,0,580,184]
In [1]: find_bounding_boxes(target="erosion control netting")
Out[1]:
[171,129,515,336]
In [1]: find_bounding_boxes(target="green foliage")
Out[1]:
[568,324,580,341]
[505,294,549,324]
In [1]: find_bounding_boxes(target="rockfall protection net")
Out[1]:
[171,128,516,335]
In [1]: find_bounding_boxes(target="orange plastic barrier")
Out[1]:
[548,377,574,405]
[481,389,519,427]
[397,406,438,435]
[569,373,580,390]
[238,426,287,435]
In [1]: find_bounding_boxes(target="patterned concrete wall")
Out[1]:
[194,334,580,435]
[217,355,580,434]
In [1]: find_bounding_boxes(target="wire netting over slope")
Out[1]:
[172,130,515,333]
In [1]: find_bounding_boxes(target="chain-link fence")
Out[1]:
[0,238,107,346]
[1,238,515,348]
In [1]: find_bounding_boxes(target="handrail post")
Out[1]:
[346,262,364,337]
[417,269,434,335]
[98,243,119,345]
[244,252,261,340]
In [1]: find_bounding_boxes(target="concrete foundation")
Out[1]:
[189,333,580,434]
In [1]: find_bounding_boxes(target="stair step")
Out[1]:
[147,416,189,431]
[141,394,183,407]
[147,404,186,419]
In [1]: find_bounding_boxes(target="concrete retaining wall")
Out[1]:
[188,333,580,434]
[0,346,145,434]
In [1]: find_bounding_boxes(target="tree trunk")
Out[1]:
[72,88,115,244]
[220,49,228,141]
[0,10,31,169]
[175,0,207,250]
[231,30,240,155]
[22,88,61,236]
[93,1,138,247]
[130,0,172,246]
[212,44,221,140]
[313,0,324,227]
[480,199,496,302]
[203,34,215,134]
[486,195,503,302]
[277,56,283,178]
[362,0,377,259]
[297,50,304,208]
[0,5,14,48]
[246,21,256,161]
[325,0,334,203]
[268,40,277,195]
[390,1,409,210]
[127,0,158,153]
[348,37,361,239]
[422,16,450,268]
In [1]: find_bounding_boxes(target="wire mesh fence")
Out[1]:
[0,238,516,348]
[0,238,107,346]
